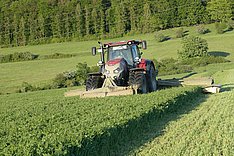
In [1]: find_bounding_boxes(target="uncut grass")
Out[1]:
[135,90,234,156]
[133,68,234,155]
[0,86,199,155]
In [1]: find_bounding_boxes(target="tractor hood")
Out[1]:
[104,58,127,79]
[106,58,122,66]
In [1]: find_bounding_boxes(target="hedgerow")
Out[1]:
[0,86,201,155]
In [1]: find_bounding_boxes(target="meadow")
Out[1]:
[0,23,234,93]
[0,23,234,155]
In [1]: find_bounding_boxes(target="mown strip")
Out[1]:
[0,87,201,155]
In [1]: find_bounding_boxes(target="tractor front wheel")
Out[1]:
[86,76,103,91]
[129,72,148,94]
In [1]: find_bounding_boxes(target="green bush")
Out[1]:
[175,28,184,38]
[181,55,229,67]
[19,82,35,93]
[0,52,38,63]
[41,53,77,59]
[196,25,209,34]
[227,20,234,31]
[178,36,208,59]
[153,58,192,76]
[215,22,227,34]
[155,32,167,42]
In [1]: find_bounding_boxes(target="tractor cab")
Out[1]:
[106,44,141,66]
[104,40,146,67]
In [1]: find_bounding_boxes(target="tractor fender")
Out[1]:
[138,59,156,72]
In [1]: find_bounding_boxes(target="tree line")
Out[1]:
[0,0,233,48]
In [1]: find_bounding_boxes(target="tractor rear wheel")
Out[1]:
[86,76,103,91]
[148,65,157,92]
[129,72,148,94]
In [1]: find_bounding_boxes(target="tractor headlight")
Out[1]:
[105,69,110,74]
[114,67,122,74]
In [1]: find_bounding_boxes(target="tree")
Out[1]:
[12,14,18,47]
[4,17,11,47]
[178,36,208,59]
[52,14,61,39]
[91,8,98,36]
[18,17,26,46]
[37,13,45,43]
[141,2,152,33]
[114,3,126,36]
[64,14,70,39]
[28,13,37,44]
[75,3,83,38]
[85,6,90,36]
[129,1,138,33]
[207,0,232,22]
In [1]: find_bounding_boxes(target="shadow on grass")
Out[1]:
[221,83,234,92]
[67,88,207,155]
[208,51,230,57]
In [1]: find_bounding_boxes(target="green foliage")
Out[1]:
[52,63,98,89]
[155,32,167,42]
[0,86,200,155]
[153,58,192,76]
[215,22,227,34]
[207,0,232,22]
[181,55,229,67]
[178,36,208,59]
[227,20,234,30]
[40,53,78,60]
[175,28,184,38]
[0,0,217,47]
[0,52,38,63]
[196,25,209,34]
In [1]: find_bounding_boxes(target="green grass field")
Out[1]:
[0,23,234,155]
[133,69,234,156]
[0,23,234,93]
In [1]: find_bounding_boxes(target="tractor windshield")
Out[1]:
[107,45,133,65]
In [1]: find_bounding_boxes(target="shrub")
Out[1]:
[0,52,38,63]
[41,53,77,59]
[227,20,234,31]
[155,31,167,42]
[178,36,208,59]
[180,55,229,67]
[175,28,184,38]
[19,82,35,93]
[153,58,192,76]
[75,62,91,85]
[215,22,227,34]
[196,25,209,34]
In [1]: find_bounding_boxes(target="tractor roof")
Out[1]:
[104,40,141,47]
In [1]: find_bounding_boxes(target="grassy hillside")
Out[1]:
[133,69,234,155]
[0,23,234,93]
[0,23,234,155]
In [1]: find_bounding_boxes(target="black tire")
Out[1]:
[148,65,157,92]
[129,72,148,94]
[86,76,103,91]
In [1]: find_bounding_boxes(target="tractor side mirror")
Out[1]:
[142,40,147,50]
[92,47,97,56]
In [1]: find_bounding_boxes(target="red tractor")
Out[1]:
[84,40,157,97]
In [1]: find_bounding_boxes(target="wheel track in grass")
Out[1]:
[135,90,234,156]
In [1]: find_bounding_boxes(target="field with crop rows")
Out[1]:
[134,89,234,156]
[0,23,234,155]
[0,87,201,155]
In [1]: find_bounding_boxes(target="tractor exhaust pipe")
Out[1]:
[98,41,105,64]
